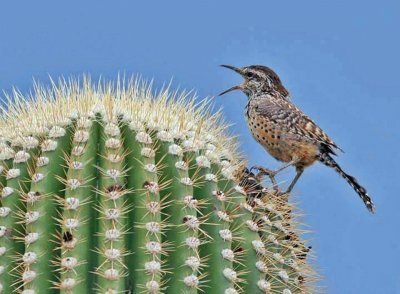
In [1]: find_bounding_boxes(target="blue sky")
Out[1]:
[0,1,399,293]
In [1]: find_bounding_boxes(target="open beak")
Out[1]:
[218,65,244,96]
[218,85,243,96]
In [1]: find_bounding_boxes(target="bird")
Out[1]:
[219,64,375,213]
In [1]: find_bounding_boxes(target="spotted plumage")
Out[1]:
[219,64,375,213]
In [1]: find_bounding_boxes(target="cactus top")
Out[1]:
[0,77,241,168]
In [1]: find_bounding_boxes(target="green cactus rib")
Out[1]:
[255,198,307,294]
[0,151,14,215]
[217,169,266,294]
[22,125,73,293]
[121,122,163,292]
[155,131,199,293]
[59,118,99,293]
[188,152,235,293]
[0,147,15,227]
[95,120,128,292]
[0,79,317,293]
[0,143,14,188]
[0,142,38,293]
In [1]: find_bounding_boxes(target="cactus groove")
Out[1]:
[0,78,317,293]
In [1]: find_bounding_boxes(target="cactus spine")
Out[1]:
[0,78,317,293]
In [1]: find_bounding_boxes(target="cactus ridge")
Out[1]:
[0,77,318,293]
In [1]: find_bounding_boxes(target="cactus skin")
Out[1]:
[59,118,99,293]
[23,125,74,293]
[0,143,38,293]
[0,78,317,293]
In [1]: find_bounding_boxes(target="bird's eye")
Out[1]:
[246,72,255,78]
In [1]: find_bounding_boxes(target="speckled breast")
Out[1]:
[245,108,318,167]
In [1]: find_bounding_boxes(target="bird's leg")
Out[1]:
[274,160,299,174]
[250,165,278,187]
[251,159,301,193]
[252,159,298,181]
[285,167,304,194]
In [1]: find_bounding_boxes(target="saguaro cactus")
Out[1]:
[0,78,317,293]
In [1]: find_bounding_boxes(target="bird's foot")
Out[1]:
[250,165,280,192]
[250,165,277,177]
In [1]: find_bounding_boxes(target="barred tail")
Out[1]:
[318,152,375,213]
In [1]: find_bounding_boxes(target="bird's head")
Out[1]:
[219,64,289,98]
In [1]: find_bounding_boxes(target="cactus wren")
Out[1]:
[219,64,375,213]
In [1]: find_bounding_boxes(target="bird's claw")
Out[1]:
[250,165,280,193]
[250,165,277,178]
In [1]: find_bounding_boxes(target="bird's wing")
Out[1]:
[254,98,342,154]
